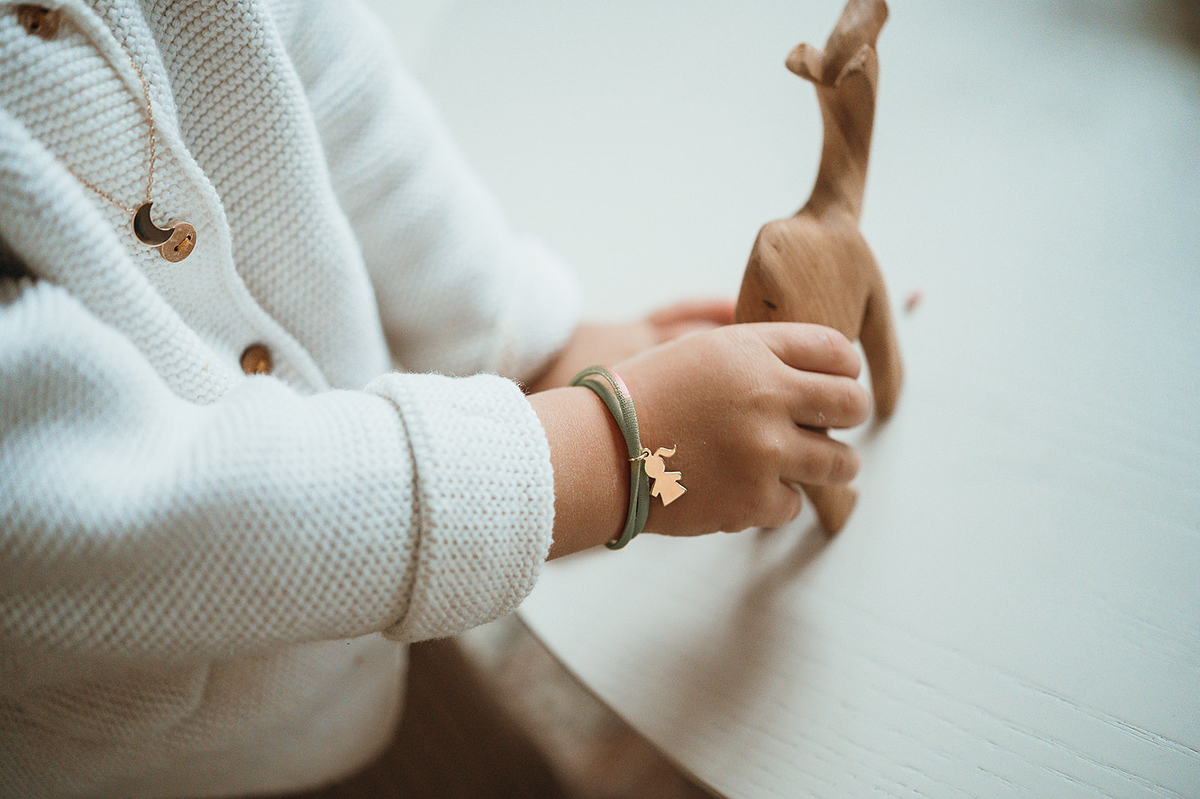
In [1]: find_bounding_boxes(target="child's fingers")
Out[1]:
[787,371,872,430]
[752,430,860,529]
[782,427,862,486]
[752,322,862,378]
[758,482,807,530]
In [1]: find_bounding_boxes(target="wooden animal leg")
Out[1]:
[803,482,858,534]
[861,286,903,419]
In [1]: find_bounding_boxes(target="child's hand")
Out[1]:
[525,299,735,393]
[618,323,870,537]
[533,322,870,557]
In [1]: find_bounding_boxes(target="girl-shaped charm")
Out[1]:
[639,446,686,506]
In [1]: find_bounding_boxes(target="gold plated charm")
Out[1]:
[133,203,195,261]
[637,446,686,506]
[133,202,171,245]
[160,223,196,262]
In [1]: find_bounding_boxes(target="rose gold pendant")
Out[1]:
[638,446,686,506]
[133,202,195,262]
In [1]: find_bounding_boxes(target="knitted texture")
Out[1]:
[0,0,571,795]
[281,0,581,380]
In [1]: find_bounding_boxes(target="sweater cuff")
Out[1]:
[365,372,555,641]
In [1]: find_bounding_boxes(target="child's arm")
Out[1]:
[0,279,555,659]
[0,280,864,660]
[532,322,870,557]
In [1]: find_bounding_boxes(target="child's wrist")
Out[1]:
[568,366,652,550]
[532,387,629,559]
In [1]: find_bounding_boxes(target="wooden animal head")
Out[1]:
[735,0,902,532]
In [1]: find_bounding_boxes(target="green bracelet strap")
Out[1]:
[569,365,652,550]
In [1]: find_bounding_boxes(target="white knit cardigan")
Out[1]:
[0,0,579,796]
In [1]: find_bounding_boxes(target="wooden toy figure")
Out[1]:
[734,0,902,533]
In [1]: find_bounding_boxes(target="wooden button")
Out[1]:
[240,344,273,376]
[16,5,61,39]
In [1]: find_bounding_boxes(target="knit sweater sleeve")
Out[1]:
[0,277,554,661]
[280,0,581,382]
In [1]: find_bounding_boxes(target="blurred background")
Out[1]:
[367,0,1198,320]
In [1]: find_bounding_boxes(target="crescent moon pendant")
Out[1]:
[133,202,173,246]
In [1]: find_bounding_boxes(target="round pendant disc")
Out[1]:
[160,223,196,262]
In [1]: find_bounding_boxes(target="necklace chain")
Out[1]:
[21,3,195,261]
[68,54,157,215]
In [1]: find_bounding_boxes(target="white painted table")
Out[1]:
[376,0,1200,795]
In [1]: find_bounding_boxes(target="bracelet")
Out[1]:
[568,365,686,549]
